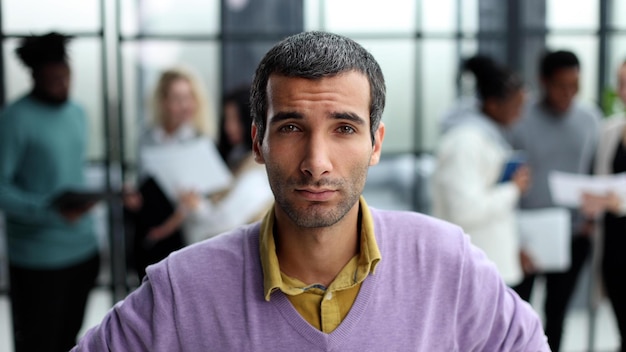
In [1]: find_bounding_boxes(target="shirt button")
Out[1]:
[326,292,333,300]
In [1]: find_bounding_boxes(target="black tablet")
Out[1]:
[50,190,107,211]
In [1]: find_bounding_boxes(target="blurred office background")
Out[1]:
[0,0,624,350]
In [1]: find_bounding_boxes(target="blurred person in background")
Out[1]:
[0,32,100,352]
[581,59,626,352]
[180,85,273,243]
[433,55,531,287]
[509,49,602,352]
[123,67,224,280]
[438,55,498,134]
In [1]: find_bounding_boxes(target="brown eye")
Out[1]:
[337,125,356,134]
[279,124,300,133]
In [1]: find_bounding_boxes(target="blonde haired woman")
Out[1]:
[124,66,223,280]
[148,67,215,140]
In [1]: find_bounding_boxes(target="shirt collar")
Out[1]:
[260,196,381,301]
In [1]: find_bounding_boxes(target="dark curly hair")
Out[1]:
[15,32,71,71]
[462,55,523,102]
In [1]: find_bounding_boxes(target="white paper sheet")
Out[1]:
[548,171,626,207]
[517,207,571,272]
[140,138,233,202]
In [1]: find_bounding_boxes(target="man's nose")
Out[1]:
[299,132,333,178]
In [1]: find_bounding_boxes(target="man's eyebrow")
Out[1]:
[269,111,303,125]
[331,112,366,125]
[269,111,366,125]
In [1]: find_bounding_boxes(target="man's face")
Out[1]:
[541,67,579,114]
[252,71,384,228]
[35,62,71,104]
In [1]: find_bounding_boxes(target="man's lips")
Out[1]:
[295,188,337,201]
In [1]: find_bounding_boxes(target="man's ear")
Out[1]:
[369,122,385,166]
[251,123,265,164]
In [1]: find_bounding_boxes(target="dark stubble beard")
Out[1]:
[267,166,368,228]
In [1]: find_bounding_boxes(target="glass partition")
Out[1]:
[607,35,626,113]
[421,39,466,149]
[610,0,626,30]
[320,0,417,34]
[547,0,599,30]
[358,39,417,153]
[422,0,456,33]
[3,0,100,33]
[121,0,219,36]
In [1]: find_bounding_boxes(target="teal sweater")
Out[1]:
[0,94,98,269]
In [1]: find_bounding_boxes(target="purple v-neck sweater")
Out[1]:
[73,208,548,351]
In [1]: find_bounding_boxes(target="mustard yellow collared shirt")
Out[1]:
[260,196,381,333]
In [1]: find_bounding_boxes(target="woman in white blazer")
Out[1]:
[433,56,530,286]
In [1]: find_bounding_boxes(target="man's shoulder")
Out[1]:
[141,224,258,294]
[517,99,602,126]
[139,224,264,323]
[370,208,475,277]
[2,96,84,117]
[370,208,466,245]
[65,99,86,113]
[0,96,37,130]
[371,207,458,226]
[165,223,261,271]
[2,95,32,115]
[572,101,603,121]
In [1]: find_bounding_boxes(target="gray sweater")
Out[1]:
[509,99,601,232]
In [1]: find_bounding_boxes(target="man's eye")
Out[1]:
[279,124,299,133]
[338,126,356,134]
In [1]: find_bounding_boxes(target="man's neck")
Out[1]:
[540,97,570,117]
[274,204,361,287]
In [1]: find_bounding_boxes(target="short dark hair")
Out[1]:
[540,50,580,79]
[15,32,71,71]
[250,31,386,144]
